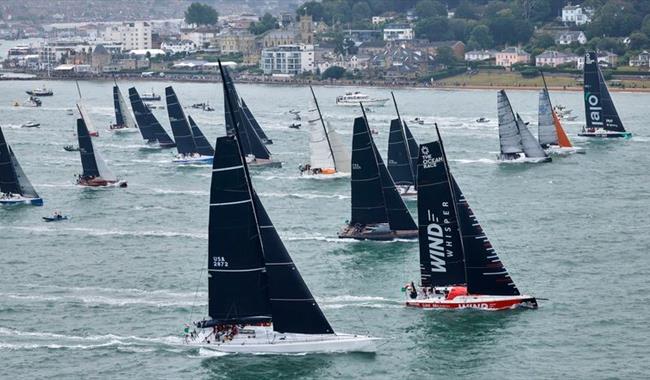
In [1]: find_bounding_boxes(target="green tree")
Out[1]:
[533,33,556,49]
[249,13,279,35]
[322,66,346,79]
[641,15,650,38]
[435,46,456,66]
[352,2,372,20]
[184,3,219,26]
[454,1,477,19]
[587,0,642,38]
[488,15,533,45]
[415,0,447,19]
[415,17,453,41]
[468,24,493,49]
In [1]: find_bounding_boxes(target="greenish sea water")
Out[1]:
[1,80,649,379]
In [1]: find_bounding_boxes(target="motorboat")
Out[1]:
[140,89,161,101]
[476,117,490,123]
[20,121,40,128]
[26,87,53,96]
[336,91,389,106]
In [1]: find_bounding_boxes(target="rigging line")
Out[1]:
[188,266,205,327]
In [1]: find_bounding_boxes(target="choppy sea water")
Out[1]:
[1,80,649,378]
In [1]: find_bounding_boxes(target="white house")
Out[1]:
[103,21,152,51]
[161,40,198,54]
[630,51,650,67]
[260,44,314,76]
[464,49,497,61]
[181,28,218,48]
[383,24,414,41]
[597,51,618,67]
[555,31,587,45]
[562,4,592,26]
[535,50,581,68]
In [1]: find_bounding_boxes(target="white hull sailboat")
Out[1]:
[109,83,139,133]
[185,325,377,354]
[538,74,585,156]
[166,86,214,165]
[0,126,43,206]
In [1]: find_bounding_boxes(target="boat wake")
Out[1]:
[259,192,349,200]
[0,291,205,308]
[7,226,207,240]
[319,295,401,310]
[451,158,498,165]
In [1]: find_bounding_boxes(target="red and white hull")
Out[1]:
[404,286,537,311]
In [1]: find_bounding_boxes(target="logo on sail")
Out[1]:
[585,92,603,126]
[421,145,442,168]
[426,205,453,273]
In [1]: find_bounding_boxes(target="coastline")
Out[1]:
[3,71,650,93]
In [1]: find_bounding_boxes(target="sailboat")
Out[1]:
[0,126,43,206]
[184,62,378,354]
[338,106,418,241]
[109,83,138,133]
[387,92,419,196]
[75,118,127,188]
[128,87,176,149]
[165,86,212,164]
[76,82,98,137]
[188,115,215,157]
[538,74,584,155]
[404,124,537,310]
[497,90,551,163]
[579,51,631,138]
[221,66,279,167]
[300,86,350,176]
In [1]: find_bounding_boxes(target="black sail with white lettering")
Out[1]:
[0,126,39,198]
[113,85,124,126]
[253,193,333,334]
[207,136,271,324]
[165,86,197,155]
[416,141,465,288]
[128,87,176,147]
[77,118,100,177]
[350,117,388,226]
[188,116,215,156]
[451,177,520,296]
[374,135,416,231]
[242,98,272,144]
[387,118,414,186]
[583,51,625,132]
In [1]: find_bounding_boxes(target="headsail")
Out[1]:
[416,141,465,288]
[128,87,176,147]
[76,101,98,136]
[308,98,336,170]
[404,123,419,177]
[165,86,197,155]
[552,112,573,148]
[583,51,625,132]
[350,117,388,226]
[207,136,271,324]
[497,90,523,155]
[327,121,351,172]
[516,114,548,159]
[241,99,272,145]
[77,118,116,181]
[0,127,39,198]
[188,116,215,156]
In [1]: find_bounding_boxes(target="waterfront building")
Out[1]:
[260,44,314,76]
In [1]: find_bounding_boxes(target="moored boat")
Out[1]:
[140,89,161,101]
[336,91,389,107]
[26,86,53,96]
[404,124,537,311]
[578,52,631,138]
[339,106,418,241]
[0,126,43,206]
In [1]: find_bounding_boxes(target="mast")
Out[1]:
[434,123,468,286]
[390,92,415,184]
[310,86,336,170]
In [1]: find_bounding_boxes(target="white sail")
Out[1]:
[327,121,350,172]
[118,88,138,129]
[9,147,39,198]
[516,114,548,159]
[77,101,98,135]
[537,89,557,146]
[308,101,336,170]
[92,145,117,181]
[497,91,523,154]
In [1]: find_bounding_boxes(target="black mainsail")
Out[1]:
[0,126,40,199]
[113,85,125,127]
[387,93,416,187]
[77,118,100,177]
[188,116,215,156]
[129,87,176,148]
[417,125,521,295]
[404,122,419,177]
[165,86,198,155]
[583,51,625,133]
